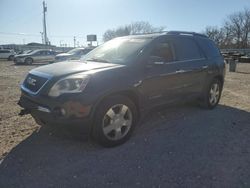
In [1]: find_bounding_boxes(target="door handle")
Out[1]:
[202,65,208,69]
[154,61,165,65]
[175,70,185,74]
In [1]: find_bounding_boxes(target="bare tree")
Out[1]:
[102,29,116,43]
[103,21,165,42]
[129,21,164,35]
[204,8,250,49]
[222,8,250,48]
[203,26,225,47]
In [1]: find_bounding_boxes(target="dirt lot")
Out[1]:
[0,60,250,187]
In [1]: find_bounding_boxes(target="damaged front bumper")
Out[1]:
[18,92,93,131]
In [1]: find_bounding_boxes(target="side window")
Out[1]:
[79,50,85,55]
[35,51,41,55]
[172,37,203,61]
[83,49,91,55]
[41,51,49,55]
[150,41,174,62]
[196,38,221,58]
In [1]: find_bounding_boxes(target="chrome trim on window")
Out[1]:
[166,58,206,65]
[30,70,53,79]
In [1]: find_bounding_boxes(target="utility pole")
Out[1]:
[42,1,49,45]
[40,32,44,44]
[74,36,76,48]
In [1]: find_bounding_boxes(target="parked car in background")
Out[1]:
[239,54,250,63]
[0,49,16,60]
[55,47,95,62]
[14,49,56,64]
[18,31,225,147]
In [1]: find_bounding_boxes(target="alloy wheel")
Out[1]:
[209,83,220,105]
[102,104,132,141]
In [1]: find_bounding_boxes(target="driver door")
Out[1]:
[139,37,184,107]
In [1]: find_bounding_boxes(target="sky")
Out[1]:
[0,0,249,47]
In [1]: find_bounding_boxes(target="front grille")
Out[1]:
[23,73,48,93]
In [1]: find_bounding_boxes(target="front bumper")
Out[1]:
[18,92,93,132]
[14,57,25,63]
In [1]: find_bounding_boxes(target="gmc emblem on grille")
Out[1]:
[27,77,36,86]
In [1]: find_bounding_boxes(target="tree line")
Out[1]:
[103,21,165,42]
[204,8,250,49]
[103,8,250,49]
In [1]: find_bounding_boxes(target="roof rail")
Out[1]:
[167,31,207,38]
[131,30,168,35]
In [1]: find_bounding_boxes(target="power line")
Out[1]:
[0,31,85,38]
[0,32,40,37]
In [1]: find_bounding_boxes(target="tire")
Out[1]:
[201,78,222,109]
[25,57,33,65]
[92,95,138,147]
[8,55,14,61]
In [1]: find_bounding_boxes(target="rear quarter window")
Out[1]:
[196,38,221,58]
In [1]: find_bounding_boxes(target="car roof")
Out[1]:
[33,49,53,52]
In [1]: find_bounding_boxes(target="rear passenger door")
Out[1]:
[44,51,55,62]
[49,51,56,61]
[41,51,50,62]
[170,36,208,97]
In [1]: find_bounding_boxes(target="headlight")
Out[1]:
[48,74,90,97]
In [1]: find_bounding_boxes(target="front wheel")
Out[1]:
[25,57,33,65]
[201,78,222,109]
[92,95,138,147]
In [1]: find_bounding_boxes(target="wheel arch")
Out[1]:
[92,89,141,119]
[213,74,224,87]
[25,56,33,61]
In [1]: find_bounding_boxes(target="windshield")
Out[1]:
[24,50,32,54]
[28,50,40,55]
[67,48,83,55]
[81,37,151,64]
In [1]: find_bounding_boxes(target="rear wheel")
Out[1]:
[25,57,33,65]
[92,95,138,147]
[201,78,222,109]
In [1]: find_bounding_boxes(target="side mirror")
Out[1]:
[147,56,165,66]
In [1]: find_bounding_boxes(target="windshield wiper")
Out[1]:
[86,58,110,63]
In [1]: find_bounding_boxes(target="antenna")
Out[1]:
[43,1,49,45]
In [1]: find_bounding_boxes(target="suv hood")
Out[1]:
[30,60,124,78]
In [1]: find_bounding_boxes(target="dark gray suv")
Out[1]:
[18,31,225,147]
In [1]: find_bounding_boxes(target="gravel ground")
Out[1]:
[0,60,250,187]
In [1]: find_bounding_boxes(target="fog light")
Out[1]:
[37,106,51,113]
